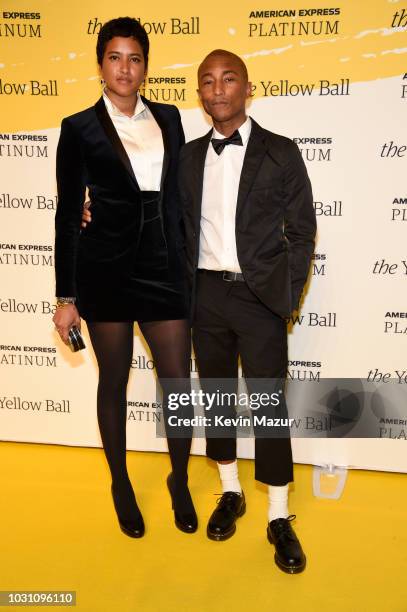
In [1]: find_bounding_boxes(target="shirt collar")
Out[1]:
[212,116,251,145]
[102,89,146,120]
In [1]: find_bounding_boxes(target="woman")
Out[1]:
[53,17,196,538]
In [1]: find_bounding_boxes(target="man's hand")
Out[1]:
[81,200,92,228]
[53,304,81,344]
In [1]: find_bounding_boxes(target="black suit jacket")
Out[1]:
[55,96,185,297]
[178,118,316,319]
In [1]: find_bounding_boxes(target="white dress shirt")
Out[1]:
[198,116,252,272]
[103,90,164,191]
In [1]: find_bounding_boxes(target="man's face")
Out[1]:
[197,54,252,125]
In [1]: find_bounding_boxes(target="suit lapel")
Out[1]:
[142,97,170,192]
[190,130,212,233]
[94,97,140,190]
[236,118,268,219]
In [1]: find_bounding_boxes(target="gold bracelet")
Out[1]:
[56,300,75,308]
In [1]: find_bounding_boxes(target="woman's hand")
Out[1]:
[53,304,81,344]
[81,201,92,228]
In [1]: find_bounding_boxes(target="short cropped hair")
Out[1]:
[96,17,149,67]
[198,49,248,82]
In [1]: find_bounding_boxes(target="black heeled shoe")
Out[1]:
[166,474,198,534]
[110,485,145,538]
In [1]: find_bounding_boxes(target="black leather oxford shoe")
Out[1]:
[167,474,198,534]
[207,491,246,541]
[111,485,145,538]
[267,515,306,573]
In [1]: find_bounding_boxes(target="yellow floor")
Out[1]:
[0,441,405,612]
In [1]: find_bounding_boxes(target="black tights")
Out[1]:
[87,319,192,520]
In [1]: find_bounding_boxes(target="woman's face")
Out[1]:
[100,36,146,98]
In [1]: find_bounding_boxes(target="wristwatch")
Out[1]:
[56,297,76,307]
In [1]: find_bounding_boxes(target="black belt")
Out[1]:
[197,269,245,282]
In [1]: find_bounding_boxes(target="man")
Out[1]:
[178,50,316,574]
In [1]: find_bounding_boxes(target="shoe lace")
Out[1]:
[214,491,242,510]
[271,515,297,541]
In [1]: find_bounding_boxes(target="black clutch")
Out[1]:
[68,326,86,352]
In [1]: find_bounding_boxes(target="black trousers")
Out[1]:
[192,271,293,486]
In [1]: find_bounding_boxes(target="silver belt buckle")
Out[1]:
[223,271,234,282]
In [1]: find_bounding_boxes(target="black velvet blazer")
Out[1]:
[179,119,316,319]
[54,96,186,297]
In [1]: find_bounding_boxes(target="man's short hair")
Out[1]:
[198,49,248,81]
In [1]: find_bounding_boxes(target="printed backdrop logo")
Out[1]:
[384,312,407,334]
[372,259,407,276]
[311,253,327,277]
[313,200,343,216]
[0,133,48,158]
[0,243,53,267]
[131,354,155,370]
[402,73,407,99]
[0,298,56,315]
[248,7,341,37]
[86,16,200,35]
[391,8,407,28]
[0,79,58,96]
[380,141,406,158]
[293,137,332,162]
[290,311,337,328]
[0,193,56,209]
[367,368,407,384]
[391,196,407,221]
[287,359,322,381]
[140,76,187,103]
[127,399,162,423]
[0,395,70,413]
[127,401,154,408]
[131,354,198,373]
[256,79,349,97]
[368,372,407,440]
[0,344,57,367]
[0,11,41,38]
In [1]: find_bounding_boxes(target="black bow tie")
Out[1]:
[211,130,243,155]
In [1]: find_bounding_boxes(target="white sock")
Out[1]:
[268,484,289,522]
[217,461,242,494]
